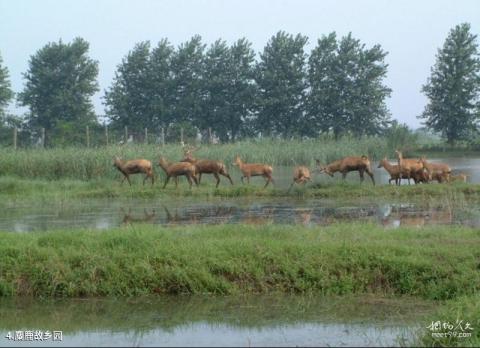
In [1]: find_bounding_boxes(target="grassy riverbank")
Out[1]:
[0,137,391,181]
[1,176,480,204]
[0,223,478,298]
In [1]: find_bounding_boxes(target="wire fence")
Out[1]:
[0,125,218,149]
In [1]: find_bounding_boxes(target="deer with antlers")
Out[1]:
[316,156,375,185]
[233,155,274,188]
[180,145,234,188]
[113,157,154,186]
[158,156,199,189]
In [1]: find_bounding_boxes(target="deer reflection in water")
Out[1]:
[163,206,236,225]
[380,205,453,228]
[121,208,157,225]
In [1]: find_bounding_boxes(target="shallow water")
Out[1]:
[1,195,479,232]
[0,295,434,347]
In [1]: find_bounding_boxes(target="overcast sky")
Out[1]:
[1,0,479,128]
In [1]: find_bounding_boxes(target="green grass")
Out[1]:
[0,223,478,298]
[0,137,392,181]
[1,175,480,205]
[416,295,480,347]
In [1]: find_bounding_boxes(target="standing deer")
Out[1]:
[158,156,199,189]
[233,155,274,188]
[449,173,469,183]
[288,165,311,191]
[316,156,375,185]
[418,156,451,183]
[181,147,234,188]
[113,157,154,186]
[394,150,424,185]
[377,157,405,185]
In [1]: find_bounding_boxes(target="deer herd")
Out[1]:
[112,146,468,189]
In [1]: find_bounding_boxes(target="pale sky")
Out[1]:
[1,0,479,128]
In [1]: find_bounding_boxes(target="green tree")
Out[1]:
[105,40,174,134]
[202,39,231,141]
[307,33,391,138]
[255,31,308,137]
[419,23,480,145]
[0,52,14,118]
[170,35,205,132]
[18,38,99,145]
[228,38,258,140]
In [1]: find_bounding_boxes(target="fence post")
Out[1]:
[86,125,90,148]
[161,127,165,147]
[105,125,109,146]
[180,127,184,145]
[124,126,128,143]
[41,128,45,148]
[144,128,148,144]
[13,127,17,150]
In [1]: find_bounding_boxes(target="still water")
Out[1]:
[1,196,479,232]
[0,295,435,347]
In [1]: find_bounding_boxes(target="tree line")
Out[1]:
[0,24,479,146]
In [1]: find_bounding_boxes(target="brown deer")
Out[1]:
[233,155,274,188]
[288,165,311,190]
[377,157,429,185]
[158,156,199,189]
[377,157,406,185]
[113,157,154,186]
[417,157,451,183]
[449,173,469,183]
[394,150,424,185]
[181,147,234,188]
[316,156,375,185]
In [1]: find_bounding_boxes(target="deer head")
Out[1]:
[377,157,388,168]
[315,159,333,177]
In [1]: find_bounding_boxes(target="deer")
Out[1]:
[113,157,154,186]
[417,156,451,183]
[316,156,375,185]
[377,157,406,185]
[377,157,429,185]
[449,173,469,183]
[180,146,234,188]
[394,150,425,185]
[288,165,311,191]
[158,156,199,189]
[232,155,274,188]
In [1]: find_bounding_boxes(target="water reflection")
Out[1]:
[0,295,434,347]
[1,197,480,232]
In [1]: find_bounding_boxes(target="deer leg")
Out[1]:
[359,170,365,183]
[186,175,193,189]
[342,172,347,180]
[163,176,171,189]
[198,173,202,184]
[222,172,234,185]
[192,174,199,187]
[213,173,221,188]
[126,175,132,186]
[366,169,375,186]
[240,176,244,184]
[175,176,179,189]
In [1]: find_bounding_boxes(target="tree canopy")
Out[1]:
[419,23,480,144]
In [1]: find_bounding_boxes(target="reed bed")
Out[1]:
[0,136,391,181]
